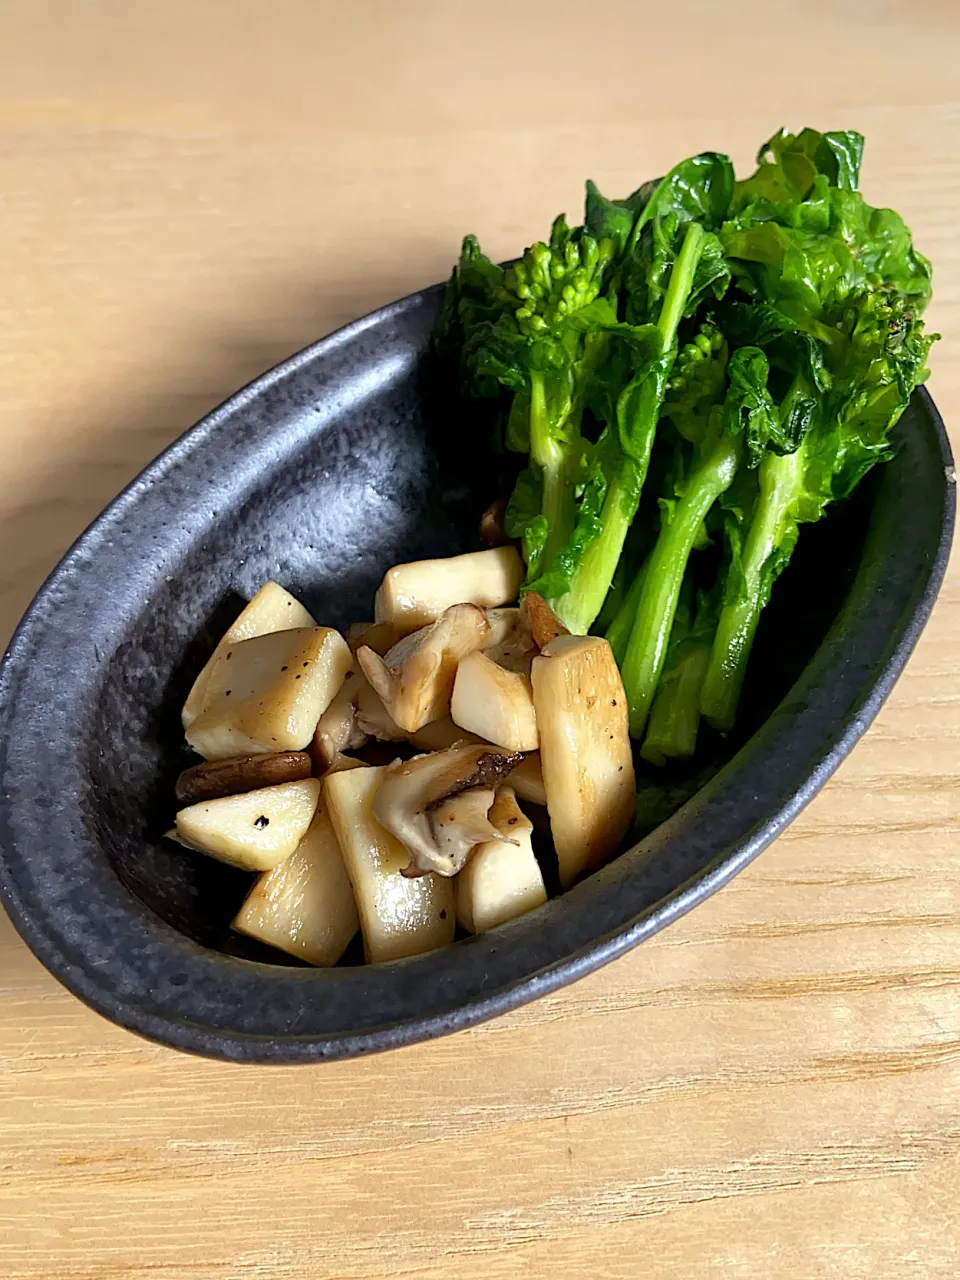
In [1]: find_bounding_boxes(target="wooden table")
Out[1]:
[1,3,958,1276]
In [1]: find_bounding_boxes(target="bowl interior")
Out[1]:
[89,321,872,964]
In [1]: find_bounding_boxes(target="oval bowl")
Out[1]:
[0,284,953,1063]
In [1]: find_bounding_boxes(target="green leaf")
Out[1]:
[735,128,864,216]
[631,152,735,244]
[819,130,864,190]
[685,231,732,315]
[524,431,613,601]
[720,220,860,335]
[828,189,933,306]
[505,467,547,577]
[584,179,648,257]
[721,347,816,470]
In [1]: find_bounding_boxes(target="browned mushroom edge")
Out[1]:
[372,744,526,878]
[424,749,524,815]
[479,497,510,547]
[174,752,313,805]
[522,591,570,651]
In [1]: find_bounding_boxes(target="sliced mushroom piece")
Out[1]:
[325,752,369,775]
[479,497,510,547]
[483,607,521,648]
[174,778,322,871]
[311,668,370,771]
[425,787,500,874]
[346,620,403,656]
[353,681,484,752]
[456,787,547,934]
[182,582,316,729]
[374,546,524,633]
[353,676,408,741]
[356,603,490,734]
[232,794,359,966]
[523,591,570,650]
[531,635,636,888]
[407,715,485,752]
[451,651,538,752]
[186,626,353,760]
[324,765,455,963]
[507,752,547,807]
[373,744,522,877]
[353,671,488,755]
[175,751,313,804]
[164,827,202,853]
[484,606,538,675]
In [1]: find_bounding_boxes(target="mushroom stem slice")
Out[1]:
[346,621,403,656]
[324,766,455,963]
[232,797,359,966]
[531,635,636,887]
[182,582,316,729]
[507,752,547,807]
[451,650,538,752]
[186,626,353,760]
[374,547,524,633]
[356,603,490,733]
[373,744,522,877]
[456,788,547,934]
[174,778,322,871]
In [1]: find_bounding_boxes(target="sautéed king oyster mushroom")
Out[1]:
[167,546,635,968]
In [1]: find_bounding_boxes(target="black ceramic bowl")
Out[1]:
[0,285,953,1062]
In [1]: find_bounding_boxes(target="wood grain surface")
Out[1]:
[1,3,959,1276]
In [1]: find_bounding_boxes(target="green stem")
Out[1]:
[539,459,572,574]
[657,222,706,347]
[699,444,807,731]
[621,432,742,738]
[546,222,708,633]
[553,462,637,634]
[606,558,648,665]
[529,369,574,573]
[641,637,712,765]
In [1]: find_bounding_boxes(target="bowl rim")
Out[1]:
[0,283,954,1063]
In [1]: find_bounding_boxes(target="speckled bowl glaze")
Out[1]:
[0,285,953,1062]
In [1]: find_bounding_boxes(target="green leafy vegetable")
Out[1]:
[459,216,618,577]
[544,162,734,633]
[435,127,937,749]
[640,568,719,765]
